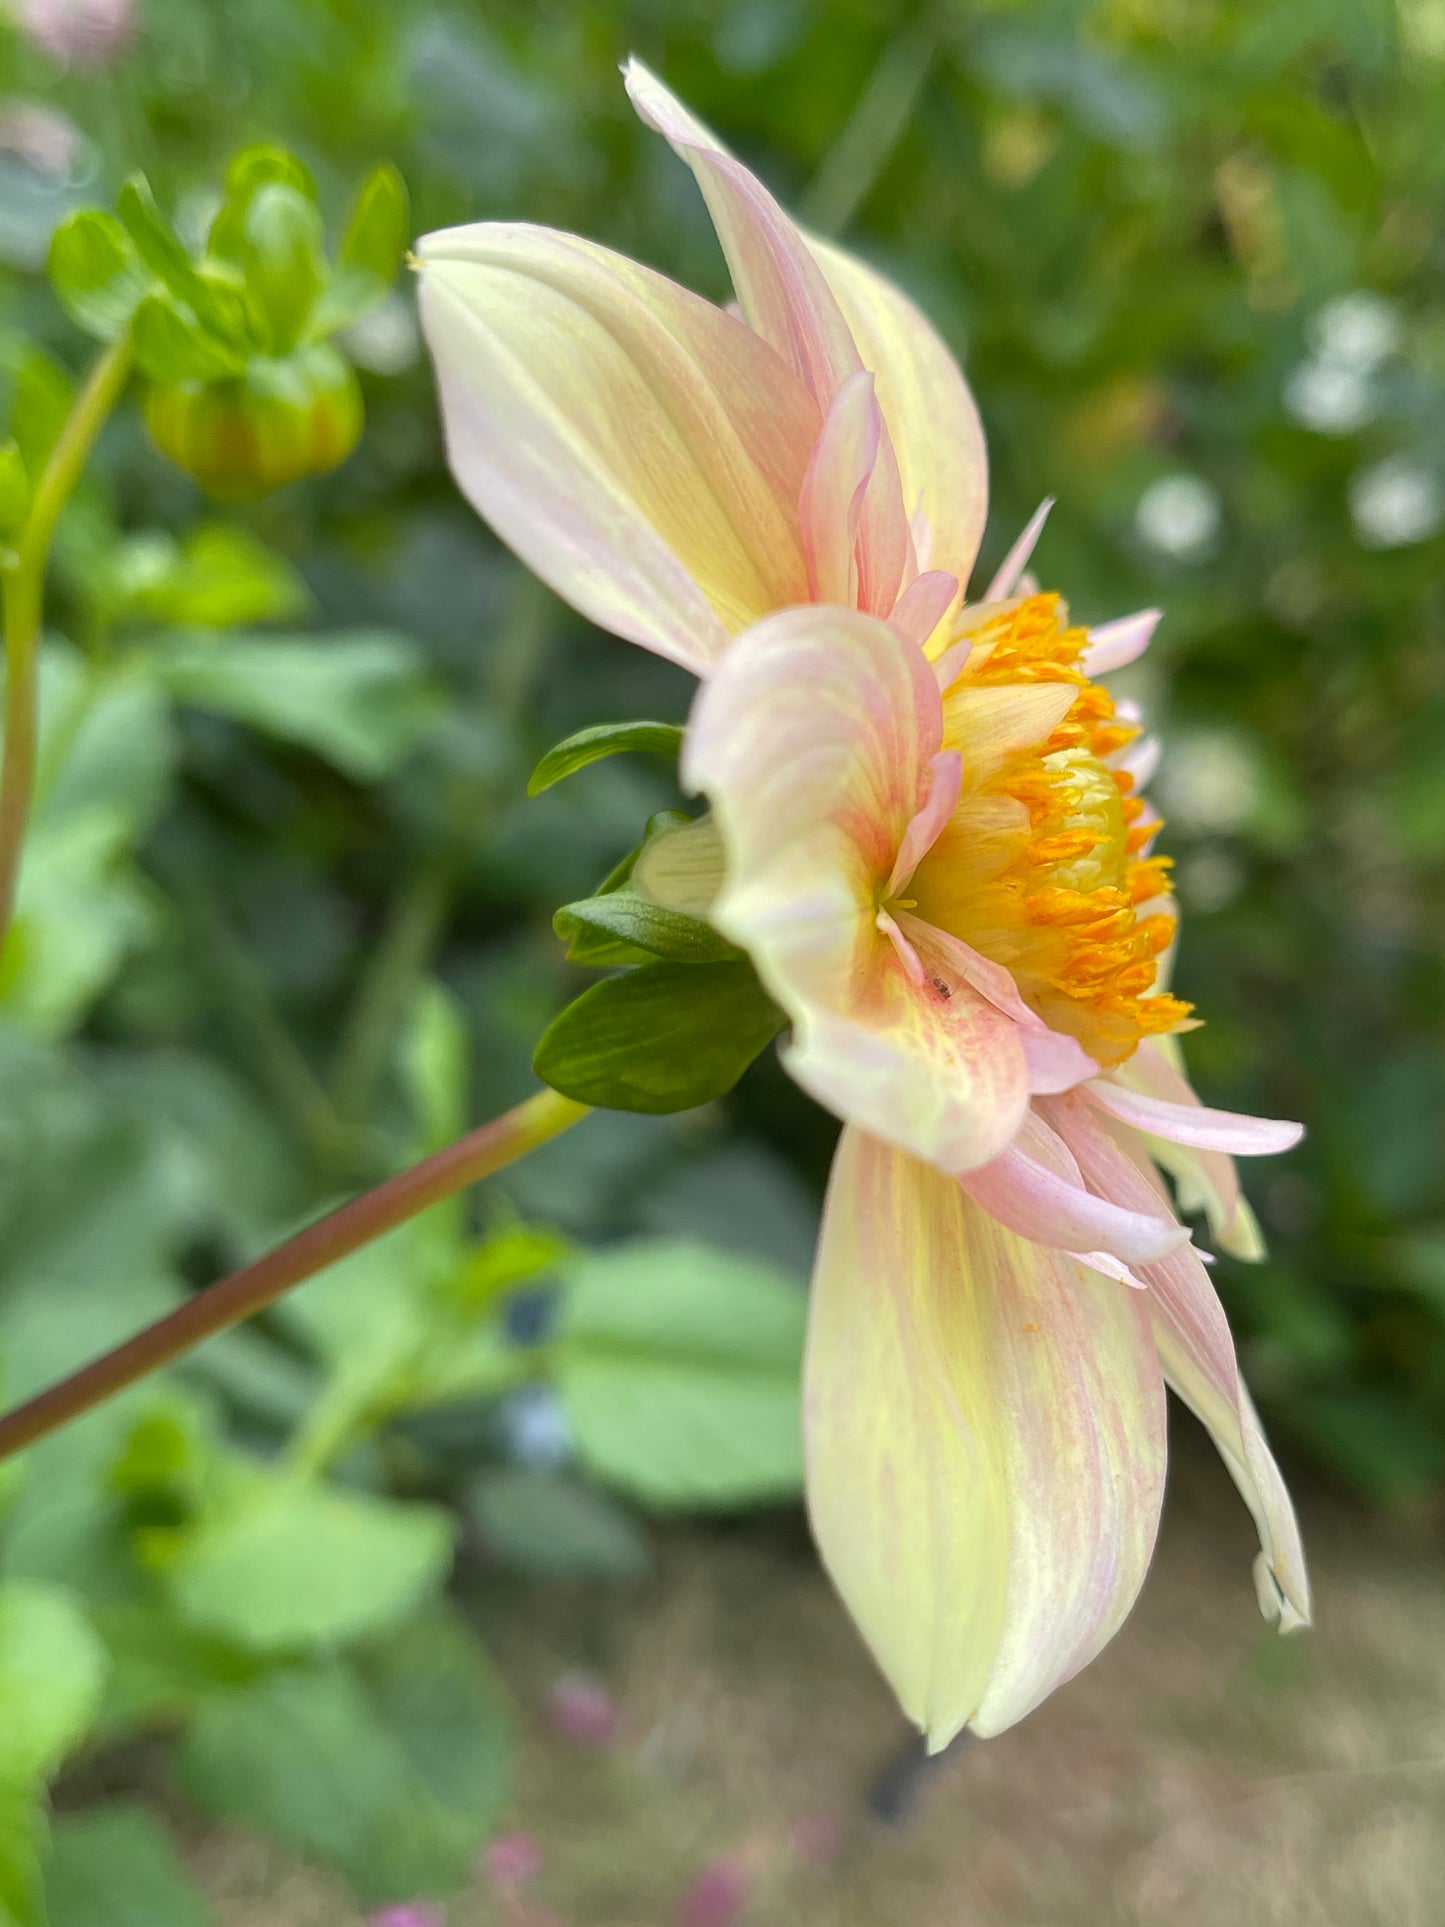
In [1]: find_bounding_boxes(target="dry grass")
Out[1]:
[196,1427,1445,1926]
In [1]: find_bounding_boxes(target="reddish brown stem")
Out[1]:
[0,1087,588,1463]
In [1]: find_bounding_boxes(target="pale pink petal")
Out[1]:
[417,223,817,672]
[892,569,960,650]
[899,916,1098,1095]
[1114,1037,1266,1261]
[929,635,975,692]
[1115,734,1162,788]
[810,236,989,592]
[800,369,881,605]
[876,908,925,986]
[1082,608,1161,676]
[983,497,1054,601]
[686,606,1028,1172]
[959,1109,1189,1264]
[1044,1093,1310,1629]
[1083,1079,1304,1156]
[804,1129,1166,1747]
[886,750,963,897]
[1078,1251,1148,1291]
[624,59,860,409]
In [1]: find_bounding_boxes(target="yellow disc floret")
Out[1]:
[911,592,1193,1067]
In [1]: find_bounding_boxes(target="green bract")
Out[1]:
[47,148,409,502]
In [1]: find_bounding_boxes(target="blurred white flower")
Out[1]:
[1284,359,1375,435]
[499,1384,572,1469]
[1158,731,1260,835]
[1309,291,1402,371]
[13,0,133,66]
[1136,474,1222,562]
[1349,456,1443,549]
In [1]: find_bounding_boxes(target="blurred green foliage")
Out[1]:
[0,0,1444,1913]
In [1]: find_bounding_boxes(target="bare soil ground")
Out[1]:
[194,1428,1445,1926]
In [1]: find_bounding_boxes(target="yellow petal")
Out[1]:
[416,223,817,673]
[805,1129,1167,1747]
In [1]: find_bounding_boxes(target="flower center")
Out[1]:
[909,593,1193,1067]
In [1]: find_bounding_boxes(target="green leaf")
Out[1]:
[44,1807,212,1927]
[554,888,738,965]
[177,1620,511,1905]
[160,1475,455,1654]
[471,1467,652,1577]
[527,720,684,796]
[400,979,469,1153]
[110,523,309,629]
[313,164,410,335]
[47,211,153,341]
[148,630,443,781]
[556,1240,806,1508]
[0,1785,44,1927]
[131,293,246,382]
[237,182,326,354]
[533,959,784,1113]
[9,348,73,482]
[0,1582,107,1782]
[0,441,28,543]
[340,165,410,286]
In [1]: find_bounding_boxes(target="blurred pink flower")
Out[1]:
[677,1858,750,1927]
[366,1907,444,1927]
[14,0,133,66]
[0,98,80,173]
[790,1812,841,1870]
[486,1830,544,1894]
[547,1673,619,1749]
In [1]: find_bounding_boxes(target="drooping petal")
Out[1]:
[810,236,989,593]
[1083,1079,1305,1155]
[685,605,1029,1172]
[1082,608,1161,676]
[416,223,818,672]
[1044,1093,1310,1629]
[804,1129,1167,1748]
[959,1108,1189,1264]
[1112,1037,1270,1261]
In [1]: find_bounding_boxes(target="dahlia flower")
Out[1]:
[417,61,1309,1746]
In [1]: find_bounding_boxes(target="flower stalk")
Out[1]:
[0,331,133,953]
[0,1086,589,1463]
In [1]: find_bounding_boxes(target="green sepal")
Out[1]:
[132,292,248,382]
[312,164,410,335]
[117,176,249,348]
[533,959,785,1114]
[47,209,153,340]
[234,182,327,354]
[554,890,738,966]
[527,720,684,796]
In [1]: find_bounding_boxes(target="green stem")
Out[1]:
[0,1086,589,1464]
[331,856,454,1124]
[0,335,132,954]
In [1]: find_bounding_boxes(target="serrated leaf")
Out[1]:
[556,1240,805,1508]
[148,630,442,781]
[528,720,684,796]
[533,959,784,1113]
[131,292,246,381]
[160,1476,455,1654]
[44,1807,212,1927]
[47,210,153,340]
[555,889,738,965]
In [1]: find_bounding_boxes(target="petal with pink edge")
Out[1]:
[1044,1093,1310,1629]
[810,236,989,594]
[804,1129,1166,1747]
[1083,1079,1304,1155]
[416,223,817,672]
[625,62,912,616]
[685,606,1029,1172]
